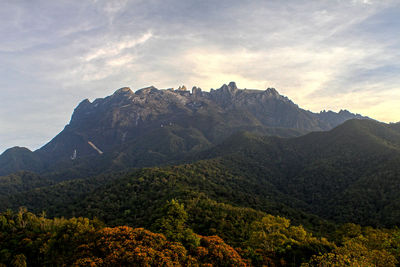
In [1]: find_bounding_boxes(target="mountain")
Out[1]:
[0,147,43,176]
[0,82,366,177]
[3,119,399,230]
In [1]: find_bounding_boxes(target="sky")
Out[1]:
[1,0,400,153]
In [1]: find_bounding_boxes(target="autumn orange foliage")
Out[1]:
[194,235,248,266]
[73,226,248,266]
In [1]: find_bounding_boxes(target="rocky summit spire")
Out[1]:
[265,88,279,96]
[218,82,239,97]
[228,81,238,90]
[177,85,187,91]
[113,87,133,95]
[192,86,202,96]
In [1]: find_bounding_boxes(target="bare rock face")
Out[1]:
[1,82,368,173]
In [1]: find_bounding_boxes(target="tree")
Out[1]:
[248,215,290,253]
[153,199,200,249]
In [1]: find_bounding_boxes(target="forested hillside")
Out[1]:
[1,102,398,266]
[3,119,399,229]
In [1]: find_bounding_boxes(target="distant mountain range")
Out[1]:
[0,82,367,177]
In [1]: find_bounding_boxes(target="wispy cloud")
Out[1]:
[83,32,153,62]
[0,0,399,153]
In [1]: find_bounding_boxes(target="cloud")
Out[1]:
[352,0,372,5]
[1,0,400,153]
[83,32,153,62]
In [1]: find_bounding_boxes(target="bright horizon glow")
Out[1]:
[1,0,400,153]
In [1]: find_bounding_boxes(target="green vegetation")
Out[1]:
[2,119,400,265]
[0,171,53,196]
[1,206,399,266]
[0,208,247,266]
[4,120,400,228]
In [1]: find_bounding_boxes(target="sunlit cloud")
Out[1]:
[83,32,153,62]
[0,0,399,153]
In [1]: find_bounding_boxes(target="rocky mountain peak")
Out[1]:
[338,109,351,115]
[192,86,202,96]
[265,88,279,96]
[228,81,238,90]
[113,87,133,95]
[177,85,187,91]
[218,82,239,96]
[71,99,92,119]
[135,86,158,95]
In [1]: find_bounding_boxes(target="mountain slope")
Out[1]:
[2,119,399,229]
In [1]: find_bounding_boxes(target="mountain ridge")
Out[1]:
[0,82,368,177]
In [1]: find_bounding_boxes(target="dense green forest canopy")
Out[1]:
[2,119,400,266]
[0,207,249,266]
[2,119,400,227]
[1,205,399,266]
